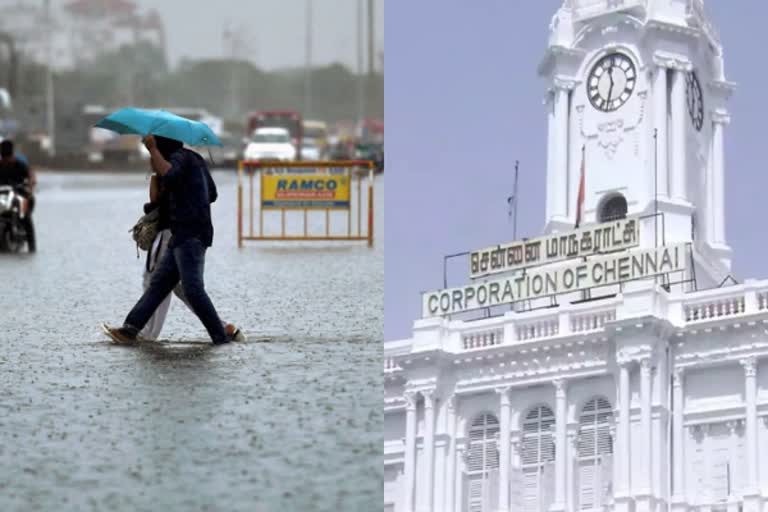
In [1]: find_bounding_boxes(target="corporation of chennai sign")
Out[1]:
[470,216,640,279]
[423,243,687,318]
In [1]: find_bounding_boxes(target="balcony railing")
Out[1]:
[463,329,504,350]
[570,0,647,22]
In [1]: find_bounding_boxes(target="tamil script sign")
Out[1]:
[424,243,687,318]
[470,216,640,279]
[261,174,351,209]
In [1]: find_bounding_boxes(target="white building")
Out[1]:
[384,1,768,511]
[0,0,165,71]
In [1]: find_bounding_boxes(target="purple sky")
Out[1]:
[384,1,768,340]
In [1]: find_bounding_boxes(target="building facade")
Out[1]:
[384,1,768,511]
[0,0,165,71]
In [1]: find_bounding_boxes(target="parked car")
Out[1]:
[210,132,242,168]
[355,143,384,173]
[243,127,296,162]
[300,137,322,161]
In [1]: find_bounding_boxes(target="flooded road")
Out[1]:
[0,169,383,512]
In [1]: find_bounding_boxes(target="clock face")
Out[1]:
[587,52,637,112]
[686,71,704,131]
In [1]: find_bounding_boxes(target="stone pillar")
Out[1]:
[546,91,556,221]
[616,362,632,506]
[670,68,688,202]
[726,421,739,502]
[551,379,568,512]
[652,63,669,198]
[712,111,730,245]
[421,390,436,512]
[703,424,713,504]
[566,428,577,511]
[741,358,761,512]
[456,444,465,512]
[641,358,653,494]
[497,387,512,512]
[671,369,687,509]
[633,358,653,512]
[551,81,571,221]
[445,396,457,512]
[404,391,418,512]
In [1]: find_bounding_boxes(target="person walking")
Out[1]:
[139,173,244,342]
[104,135,237,345]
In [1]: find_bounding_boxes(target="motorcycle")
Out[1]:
[0,184,31,252]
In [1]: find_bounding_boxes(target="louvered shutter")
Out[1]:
[466,413,500,512]
[577,397,614,510]
[522,470,540,512]
[578,463,596,509]
[520,406,556,512]
[468,477,484,512]
[510,466,524,511]
[709,423,730,502]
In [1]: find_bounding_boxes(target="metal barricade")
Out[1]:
[237,160,375,247]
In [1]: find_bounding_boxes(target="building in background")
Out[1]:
[0,0,165,71]
[385,1,768,512]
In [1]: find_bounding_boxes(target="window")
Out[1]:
[520,405,555,512]
[577,397,614,510]
[598,194,628,222]
[467,413,500,512]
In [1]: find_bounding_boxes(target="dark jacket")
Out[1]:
[159,148,218,248]
[0,158,30,188]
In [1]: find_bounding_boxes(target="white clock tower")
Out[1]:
[385,4,768,512]
[539,0,734,288]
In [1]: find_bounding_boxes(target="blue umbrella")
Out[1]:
[94,108,222,146]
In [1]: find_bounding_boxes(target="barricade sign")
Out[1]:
[237,160,375,247]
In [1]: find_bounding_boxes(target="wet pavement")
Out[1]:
[0,169,383,511]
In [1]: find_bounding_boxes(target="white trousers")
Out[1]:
[139,229,229,341]
[139,229,190,340]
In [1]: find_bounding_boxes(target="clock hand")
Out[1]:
[606,65,615,104]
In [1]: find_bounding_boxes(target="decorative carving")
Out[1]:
[597,119,624,159]
[496,386,512,407]
[711,110,731,126]
[422,389,436,409]
[639,357,652,377]
[553,379,567,398]
[404,391,418,411]
[652,53,693,73]
[577,90,647,159]
[553,76,578,91]
[446,394,457,413]
[741,357,757,378]
[672,368,685,388]
[616,344,654,366]
[690,424,708,442]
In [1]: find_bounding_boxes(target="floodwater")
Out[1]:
[0,169,383,512]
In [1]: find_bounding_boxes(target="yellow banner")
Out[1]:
[261,174,351,209]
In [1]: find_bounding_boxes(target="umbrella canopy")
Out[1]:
[94,108,222,147]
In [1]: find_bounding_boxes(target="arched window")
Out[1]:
[520,405,555,512]
[577,397,614,510]
[598,194,628,222]
[466,413,500,512]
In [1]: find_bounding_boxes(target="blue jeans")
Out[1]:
[123,237,227,343]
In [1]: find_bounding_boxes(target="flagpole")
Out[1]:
[575,144,585,229]
[513,160,519,240]
[654,128,659,248]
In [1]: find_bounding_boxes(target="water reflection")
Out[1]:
[0,170,383,511]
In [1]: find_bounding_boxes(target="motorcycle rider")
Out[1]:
[0,140,36,252]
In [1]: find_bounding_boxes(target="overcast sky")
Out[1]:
[133,0,383,71]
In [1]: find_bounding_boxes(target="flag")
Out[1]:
[575,145,586,228]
